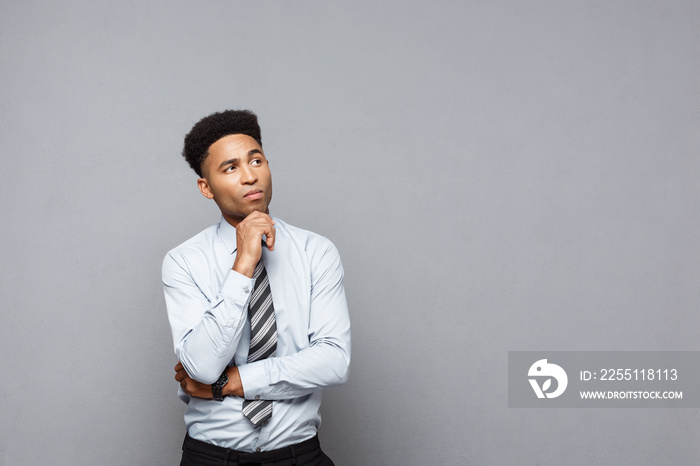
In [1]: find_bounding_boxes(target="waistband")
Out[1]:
[183,433,321,464]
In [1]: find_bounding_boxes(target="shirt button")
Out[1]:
[255,395,260,400]
[256,447,261,452]
[243,287,250,293]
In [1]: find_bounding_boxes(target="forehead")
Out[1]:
[207,134,262,160]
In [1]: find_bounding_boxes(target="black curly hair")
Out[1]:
[182,109,262,177]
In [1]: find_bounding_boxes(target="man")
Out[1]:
[163,110,351,465]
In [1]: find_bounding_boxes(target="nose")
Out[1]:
[239,164,258,184]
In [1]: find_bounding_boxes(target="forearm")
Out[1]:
[175,308,246,384]
[239,330,351,400]
[164,255,255,384]
[223,366,244,397]
[175,363,244,399]
[237,237,352,400]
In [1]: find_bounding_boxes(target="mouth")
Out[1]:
[243,189,264,201]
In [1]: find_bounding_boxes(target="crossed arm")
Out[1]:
[172,212,274,399]
[174,362,242,398]
[164,213,350,400]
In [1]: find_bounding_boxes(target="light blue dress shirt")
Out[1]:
[162,217,351,451]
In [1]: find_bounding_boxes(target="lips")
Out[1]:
[244,189,263,200]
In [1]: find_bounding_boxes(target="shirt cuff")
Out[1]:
[221,269,255,301]
[237,360,270,399]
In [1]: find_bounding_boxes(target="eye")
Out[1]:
[251,159,262,166]
[224,165,237,172]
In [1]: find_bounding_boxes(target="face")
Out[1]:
[197,134,273,227]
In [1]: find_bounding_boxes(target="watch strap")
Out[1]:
[212,370,229,401]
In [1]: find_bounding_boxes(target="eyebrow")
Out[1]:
[218,149,263,169]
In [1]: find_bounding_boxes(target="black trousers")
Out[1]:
[180,433,335,466]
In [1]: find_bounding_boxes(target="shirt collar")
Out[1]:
[217,216,238,254]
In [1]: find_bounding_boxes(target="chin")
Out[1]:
[248,204,270,216]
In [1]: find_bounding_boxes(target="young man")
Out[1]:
[163,110,351,465]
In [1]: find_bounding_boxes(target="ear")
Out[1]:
[197,178,214,199]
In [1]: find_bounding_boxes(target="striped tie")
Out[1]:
[241,260,277,427]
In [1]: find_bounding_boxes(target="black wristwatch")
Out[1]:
[212,370,229,401]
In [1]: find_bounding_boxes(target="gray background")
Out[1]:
[1,1,698,465]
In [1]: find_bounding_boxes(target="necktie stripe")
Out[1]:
[250,403,272,424]
[242,400,273,425]
[242,260,277,427]
[252,261,265,279]
[250,303,275,335]
[250,313,276,347]
[248,333,277,362]
[250,327,277,355]
[250,275,269,307]
[242,400,264,417]
[250,294,273,328]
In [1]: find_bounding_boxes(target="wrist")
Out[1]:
[232,257,256,278]
[211,370,229,401]
[223,366,245,397]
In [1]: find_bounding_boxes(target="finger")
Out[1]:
[175,362,183,372]
[265,224,276,251]
[247,211,274,223]
[240,212,270,228]
[175,367,190,381]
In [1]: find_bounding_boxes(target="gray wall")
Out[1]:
[2,1,698,465]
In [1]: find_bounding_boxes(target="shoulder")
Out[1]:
[162,224,219,270]
[274,217,338,257]
[274,217,343,275]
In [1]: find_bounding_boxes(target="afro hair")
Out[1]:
[182,109,262,177]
